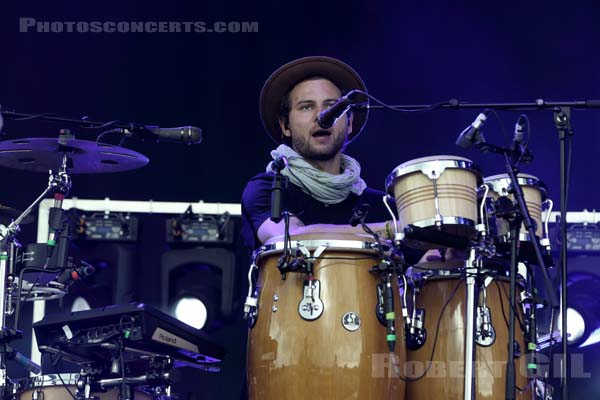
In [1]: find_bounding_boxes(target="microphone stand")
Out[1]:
[269,159,291,277]
[0,108,182,142]
[358,97,575,397]
[468,138,557,400]
[553,108,572,400]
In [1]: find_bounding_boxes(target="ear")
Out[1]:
[279,118,291,138]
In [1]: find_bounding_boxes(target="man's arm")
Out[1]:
[257,217,388,244]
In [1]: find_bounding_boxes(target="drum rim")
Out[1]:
[19,373,80,388]
[400,266,528,286]
[396,216,475,235]
[385,156,481,192]
[254,239,382,259]
[496,232,538,242]
[483,173,548,200]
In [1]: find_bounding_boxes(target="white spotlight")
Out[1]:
[558,307,586,345]
[174,297,208,330]
[71,296,92,312]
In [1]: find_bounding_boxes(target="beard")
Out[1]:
[289,131,347,161]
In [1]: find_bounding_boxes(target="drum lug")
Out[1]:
[406,309,427,350]
[243,261,260,328]
[475,305,496,346]
[298,279,323,321]
[421,165,448,180]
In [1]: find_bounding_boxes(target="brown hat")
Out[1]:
[259,56,369,144]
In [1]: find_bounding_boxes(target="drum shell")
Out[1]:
[247,236,406,400]
[404,274,533,400]
[386,156,481,242]
[484,174,546,240]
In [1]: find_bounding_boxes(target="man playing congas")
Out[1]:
[241,56,413,400]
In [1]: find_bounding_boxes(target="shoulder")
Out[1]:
[242,173,274,200]
[358,186,388,204]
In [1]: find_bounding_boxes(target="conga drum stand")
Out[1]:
[464,248,479,400]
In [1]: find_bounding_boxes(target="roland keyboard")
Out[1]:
[33,302,225,367]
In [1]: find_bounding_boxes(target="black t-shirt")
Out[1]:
[241,172,393,252]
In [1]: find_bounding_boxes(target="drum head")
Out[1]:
[483,173,548,200]
[258,232,382,259]
[385,155,479,192]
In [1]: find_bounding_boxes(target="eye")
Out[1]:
[300,104,313,111]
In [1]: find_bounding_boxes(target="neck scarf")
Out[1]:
[266,144,366,205]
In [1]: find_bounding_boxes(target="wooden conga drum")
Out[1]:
[402,267,533,400]
[247,233,406,400]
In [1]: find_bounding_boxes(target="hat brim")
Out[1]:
[259,56,368,144]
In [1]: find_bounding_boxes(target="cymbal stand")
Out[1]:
[0,153,71,394]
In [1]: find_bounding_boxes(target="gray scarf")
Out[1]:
[266,144,367,205]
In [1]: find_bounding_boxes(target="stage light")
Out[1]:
[558,272,600,348]
[173,296,208,330]
[70,296,92,312]
[558,307,586,345]
[161,247,237,332]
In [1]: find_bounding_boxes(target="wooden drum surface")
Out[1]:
[247,234,406,400]
[404,274,532,400]
[386,155,481,240]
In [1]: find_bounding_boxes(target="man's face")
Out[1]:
[279,78,353,162]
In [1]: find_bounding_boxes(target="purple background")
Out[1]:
[2,2,600,399]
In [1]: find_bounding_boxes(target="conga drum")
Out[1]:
[247,233,406,400]
[401,266,533,400]
[386,155,482,248]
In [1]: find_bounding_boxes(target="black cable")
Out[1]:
[118,316,129,400]
[49,353,77,400]
[351,90,449,113]
[494,280,526,332]
[487,108,511,147]
[399,279,463,382]
[515,114,531,167]
[10,112,56,121]
[498,280,527,333]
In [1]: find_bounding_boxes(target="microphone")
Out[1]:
[142,125,202,145]
[317,91,361,129]
[46,193,66,260]
[511,114,527,153]
[456,110,490,149]
[56,261,95,286]
[383,273,396,352]
[270,156,289,223]
[349,203,370,227]
[271,155,288,173]
[12,351,42,375]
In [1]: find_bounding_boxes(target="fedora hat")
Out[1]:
[259,56,369,144]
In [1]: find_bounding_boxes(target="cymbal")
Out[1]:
[0,204,34,225]
[0,138,149,174]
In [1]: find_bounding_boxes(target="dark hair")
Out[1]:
[277,76,349,145]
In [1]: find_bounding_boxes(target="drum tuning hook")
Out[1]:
[477,184,491,236]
